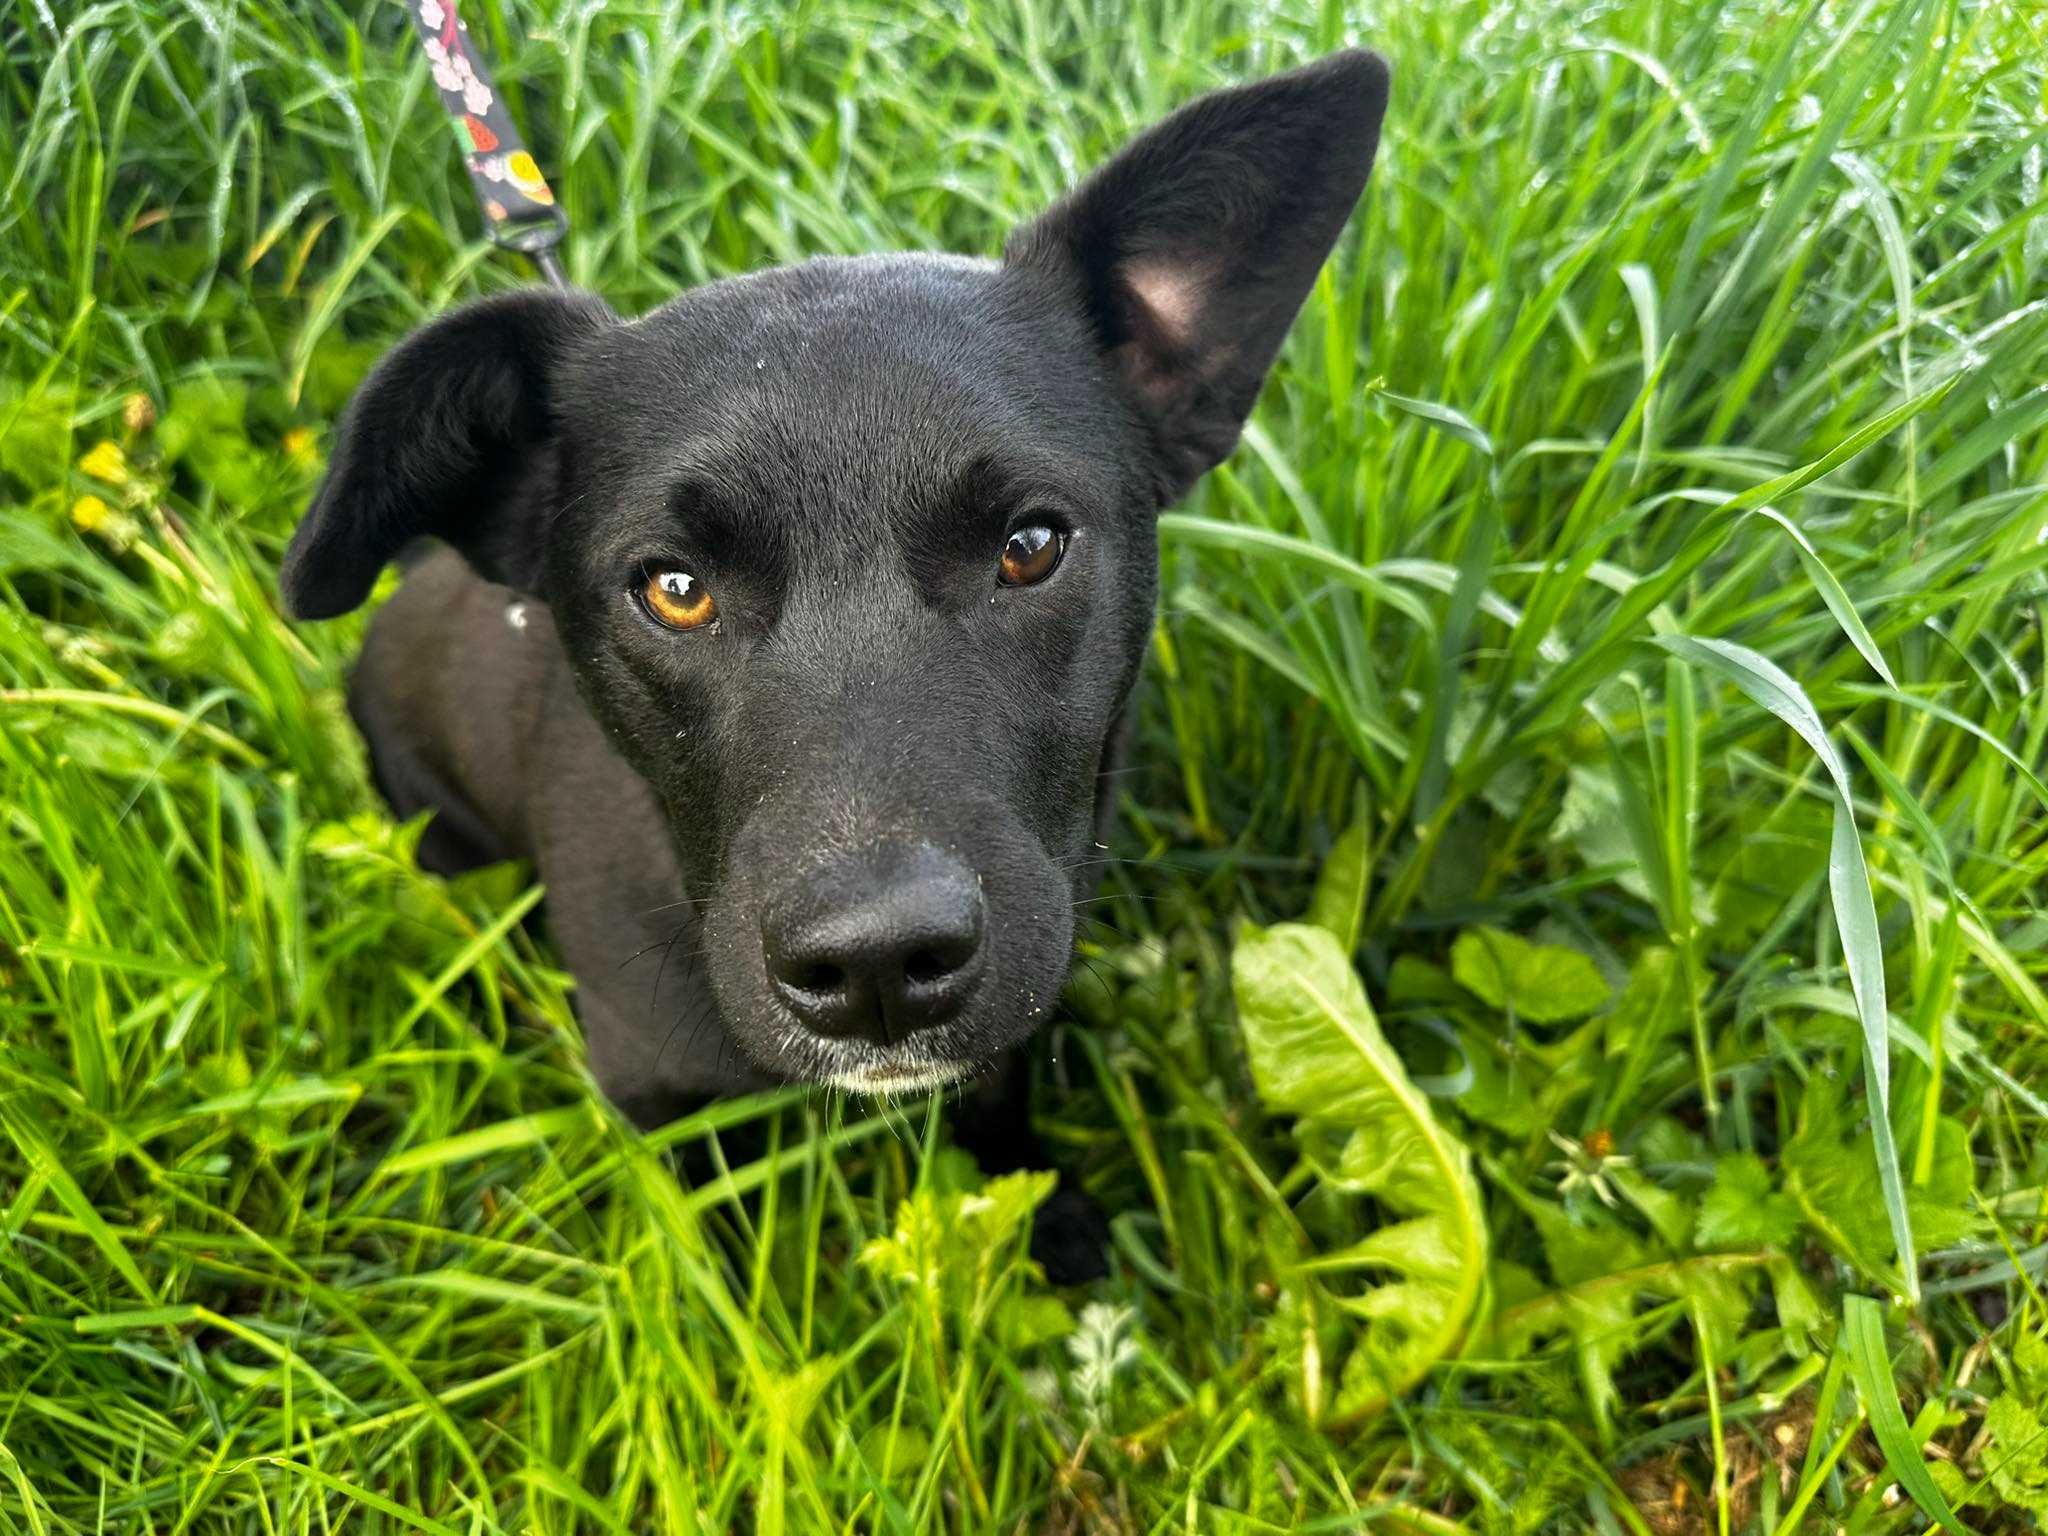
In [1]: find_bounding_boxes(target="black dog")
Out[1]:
[283,54,1388,1154]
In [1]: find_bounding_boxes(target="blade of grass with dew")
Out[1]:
[1653,633,1916,1296]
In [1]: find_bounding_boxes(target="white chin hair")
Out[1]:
[825,1060,973,1096]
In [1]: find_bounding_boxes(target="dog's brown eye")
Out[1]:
[999,524,1063,587]
[642,567,717,631]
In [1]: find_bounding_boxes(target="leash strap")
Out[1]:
[405,0,568,287]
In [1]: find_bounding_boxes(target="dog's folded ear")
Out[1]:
[280,288,615,620]
[1006,50,1389,504]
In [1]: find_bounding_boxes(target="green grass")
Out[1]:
[3,0,2047,1528]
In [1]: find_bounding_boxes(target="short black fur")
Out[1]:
[283,52,1389,1276]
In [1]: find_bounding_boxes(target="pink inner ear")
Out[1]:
[1123,258,1206,351]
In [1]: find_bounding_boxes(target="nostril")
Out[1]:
[792,960,847,996]
[902,948,952,988]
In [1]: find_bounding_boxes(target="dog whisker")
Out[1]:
[639,892,717,917]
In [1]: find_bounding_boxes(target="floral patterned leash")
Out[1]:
[407,0,568,287]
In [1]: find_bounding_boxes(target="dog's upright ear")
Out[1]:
[280,288,615,620]
[1006,50,1388,503]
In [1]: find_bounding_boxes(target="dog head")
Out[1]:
[283,51,1388,1092]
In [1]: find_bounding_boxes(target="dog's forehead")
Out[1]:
[564,254,1121,500]
[630,251,1018,364]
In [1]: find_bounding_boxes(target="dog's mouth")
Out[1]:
[766,1026,980,1096]
[825,1058,977,1096]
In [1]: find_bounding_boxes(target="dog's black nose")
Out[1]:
[763,843,987,1043]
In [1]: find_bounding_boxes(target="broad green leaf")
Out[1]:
[1493,1206,1763,1446]
[859,1168,1056,1330]
[1782,1076,1976,1284]
[963,1169,1061,1250]
[1969,1342,2048,1521]
[995,1294,1075,1351]
[1233,922,1485,1422]
[858,1424,933,1481]
[1783,1076,1895,1277]
[1522,1207,1650,1441]
[1905,1116,1981,1251]
[1451,1011,1604,1139]
[1981,1395,2048,1518]
[1306,815,1370,953]
[1554,762,1665,911]
[1608,1164,1695,1252]
[1695,1154,1800,1250]
[1769,1258,1827,1354]
[1450,925,1611,1022]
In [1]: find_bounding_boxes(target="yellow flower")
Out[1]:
[78,439,130,486]
[283,426,317,461]
[70,494,111,532]
[121,393,156,436]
